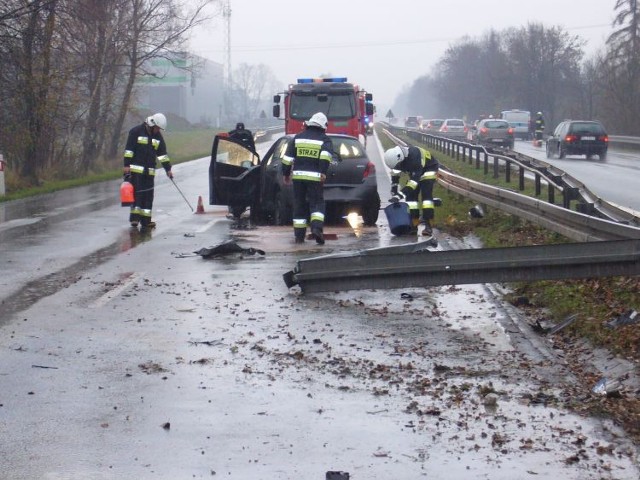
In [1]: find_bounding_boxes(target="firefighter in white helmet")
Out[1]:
[384,144,439,236]
[123,113,173,230]
[282,112,334,244]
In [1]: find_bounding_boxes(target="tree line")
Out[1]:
[397,1,640,136]
[0,0,214,188]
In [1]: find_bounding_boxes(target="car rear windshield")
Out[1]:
[446,120,464,126]
[331,138,364,159]
[569,122,606,135]
[484,121,509,128]
[430,120,443,126]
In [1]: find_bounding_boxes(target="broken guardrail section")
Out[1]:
[283,239,640,294]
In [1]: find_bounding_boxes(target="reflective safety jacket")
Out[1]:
[281,127,334,182]
[391,146,439,195]
[123,123,171,176]
[535,115,545,133]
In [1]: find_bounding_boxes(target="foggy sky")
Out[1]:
[190,0,616,114]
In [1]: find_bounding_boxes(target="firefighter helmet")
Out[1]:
[383,146,406,169]
[305,112,328,130]
[146,113,167,130]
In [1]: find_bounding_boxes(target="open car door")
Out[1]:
[209,135,261,213]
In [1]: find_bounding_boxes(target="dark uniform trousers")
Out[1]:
[292,180,324,241]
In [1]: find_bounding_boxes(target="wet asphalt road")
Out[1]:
[0,136,639,479]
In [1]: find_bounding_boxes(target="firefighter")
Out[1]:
[228,122,256,152]
[534,111,545,144]
[123,113,173,230]
[282,112,334,245]
[383,144,439,237]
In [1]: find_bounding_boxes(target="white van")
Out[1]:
[501,110,530,140]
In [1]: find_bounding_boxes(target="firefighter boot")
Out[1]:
[311,227,325,245]
[421,220,433,237]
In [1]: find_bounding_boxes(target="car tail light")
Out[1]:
[507,127,514,135]
[480,127,488,135]
[600,135,609,143]
[463,125,468,132]
[363,161,375,178]
[565,134,578,143]
[442,126,448,132]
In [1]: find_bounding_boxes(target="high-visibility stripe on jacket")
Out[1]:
[282,127,334,181]
[123,123,172,174]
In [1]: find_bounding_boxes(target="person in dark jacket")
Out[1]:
[282,112,334,245]
[228,122,256,152]
[383,144,439,237]
[123,113,173,230]
[534,112,545,143]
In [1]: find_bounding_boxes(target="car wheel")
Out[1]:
[362,194,381,226]
[274,190,291,226]
[230,205,246,219]
[600,150,607,161]
[558,144,565,159]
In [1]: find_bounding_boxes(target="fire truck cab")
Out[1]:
[273,77,373,144]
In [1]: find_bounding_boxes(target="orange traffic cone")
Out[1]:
[195,195,205,214]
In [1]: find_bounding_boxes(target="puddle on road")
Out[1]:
[0,228,153,323]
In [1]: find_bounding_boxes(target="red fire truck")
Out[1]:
[273,77,374,143]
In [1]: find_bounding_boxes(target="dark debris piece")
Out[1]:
[194,240,265,258]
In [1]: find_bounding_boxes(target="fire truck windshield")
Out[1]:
[289,92,356,121]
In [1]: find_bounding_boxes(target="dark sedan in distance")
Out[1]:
[209,134,381,226]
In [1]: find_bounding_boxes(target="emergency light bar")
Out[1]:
[297,77,348,84]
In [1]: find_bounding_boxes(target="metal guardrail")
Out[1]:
[282,126,640,293]
[284,239,640,293]
[383,124,640,238]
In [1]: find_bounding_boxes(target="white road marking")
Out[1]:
[89,272,140,308]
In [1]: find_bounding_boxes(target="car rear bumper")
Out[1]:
[564,143,608,155]
[323,184,378,204]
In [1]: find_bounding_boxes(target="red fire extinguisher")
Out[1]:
[120,180,134,207]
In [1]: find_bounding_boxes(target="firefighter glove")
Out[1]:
[390,183,399,195]
[389,192,405,203]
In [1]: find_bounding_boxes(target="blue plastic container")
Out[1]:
[384,201,412,236]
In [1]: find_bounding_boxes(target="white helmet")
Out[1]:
[305,112,328,130]
[145,113,167,130]
[384,146,406,169]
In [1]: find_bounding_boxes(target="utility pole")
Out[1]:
[223,0,232,86]
[222,0,232,122]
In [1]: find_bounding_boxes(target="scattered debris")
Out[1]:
[400,292,414,301]
[469,205,484,218]
[188,340,224,347]
[605,310,638,329]
[547,314,579,335]
[194,240,265,259]
[326,472,349,480]
[161,422,171,430]
[31,364,58,369]
[592,377,622,397]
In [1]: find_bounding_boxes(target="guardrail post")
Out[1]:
[456,144,461,161]
[483,151,489,174]
[493,156,499,178]
[519,165,525,191]
[563,187,580,209]
[535,174,541,196]
[0,153,5,196]
[505,159,511,183]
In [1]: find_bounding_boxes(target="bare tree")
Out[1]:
[602,0,640,134]
[106,0,215,159]
[231,63,278,121]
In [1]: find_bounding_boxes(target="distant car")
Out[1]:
[472,119,514,148]
[438,118,468,140]
[545,120,608,160]
[209,133,381,226]
[420,119,444,132]
[404,116,422,129]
